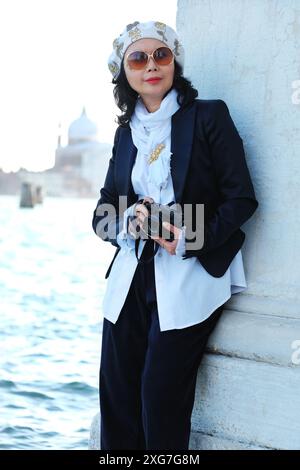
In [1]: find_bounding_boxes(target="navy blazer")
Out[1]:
[92,98,259,278]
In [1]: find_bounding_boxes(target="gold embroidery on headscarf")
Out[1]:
[173,39,181,57]
[155,22,168,42]
[113,38,124,59]
[129,27,142,42]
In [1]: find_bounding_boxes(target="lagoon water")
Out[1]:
[0,195,114,449]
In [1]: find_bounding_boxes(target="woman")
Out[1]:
[92,20,258,451]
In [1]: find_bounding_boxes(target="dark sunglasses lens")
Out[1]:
[153,47,173,65]
[127,51,148,69]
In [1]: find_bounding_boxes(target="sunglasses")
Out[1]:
[125,46,174,71]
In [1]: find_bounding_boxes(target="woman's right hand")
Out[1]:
[128,196,154,237]
[135,196,154,225]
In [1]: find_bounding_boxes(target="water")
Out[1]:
[0,195,114,449]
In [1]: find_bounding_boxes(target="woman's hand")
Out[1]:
[151,221,181,255]
[128,196,154,238]
[134,196,154,227]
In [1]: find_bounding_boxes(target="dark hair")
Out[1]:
[112,59,198,127]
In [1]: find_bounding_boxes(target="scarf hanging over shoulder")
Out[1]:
[129,88,180,190]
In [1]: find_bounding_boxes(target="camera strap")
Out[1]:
[134,238,160,265]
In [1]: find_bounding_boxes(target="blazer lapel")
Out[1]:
[116,99,198,205]
[170,101,197,204]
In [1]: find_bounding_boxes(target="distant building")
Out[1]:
[45,107,112,197]
[0,107,113,198]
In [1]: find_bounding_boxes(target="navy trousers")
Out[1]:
[99,239,224,450]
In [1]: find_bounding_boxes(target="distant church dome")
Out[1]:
[68,107,98,144]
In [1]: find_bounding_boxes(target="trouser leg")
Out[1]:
[99,241,155,450]
[141,303,224,450]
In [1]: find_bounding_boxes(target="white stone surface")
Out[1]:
[207,308,300,367]
[89,412,100,450]
[193,353,300,450]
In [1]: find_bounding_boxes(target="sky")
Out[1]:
[0,0,177,172]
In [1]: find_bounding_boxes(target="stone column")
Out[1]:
[177,0,300,449]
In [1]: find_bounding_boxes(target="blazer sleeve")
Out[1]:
[182,99,259,259]
[92,126,123,248]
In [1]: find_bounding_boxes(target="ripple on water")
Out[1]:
[52,381,97,395]
[0,380,16,390]
[1,426,35,434]
[12,390,54,400]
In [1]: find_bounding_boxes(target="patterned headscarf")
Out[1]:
[107,20,185,79]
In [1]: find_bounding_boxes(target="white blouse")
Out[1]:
[101,131,247,332]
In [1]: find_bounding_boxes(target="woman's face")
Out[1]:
[123,38,175,104]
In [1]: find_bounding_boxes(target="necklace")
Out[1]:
[147,143,166,165]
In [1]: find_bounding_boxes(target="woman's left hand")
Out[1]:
[150,221,181,255]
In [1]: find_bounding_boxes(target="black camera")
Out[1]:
[129,198,183,242]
